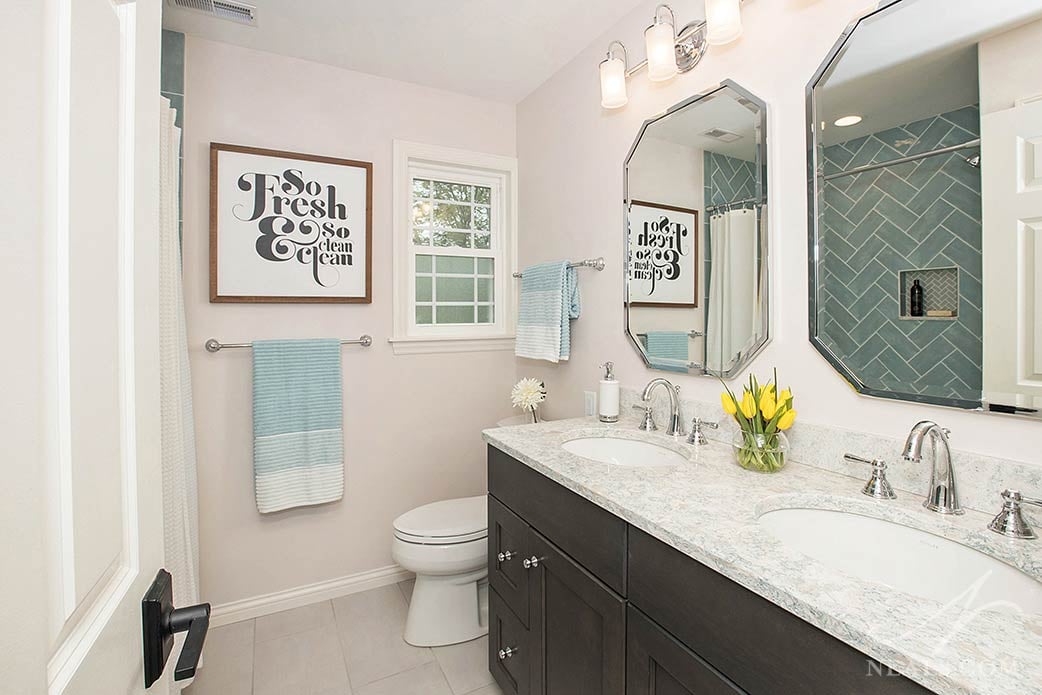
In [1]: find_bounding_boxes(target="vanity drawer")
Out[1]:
[488,445,628,595]
[627,605,745,695]
[628,528,932,695]
[490,588,530,695]
[489,495,530,625]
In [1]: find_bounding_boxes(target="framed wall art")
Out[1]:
[628,200,698,307]
[210,143,373,303]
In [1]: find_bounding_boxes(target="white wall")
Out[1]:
[628,137,705,341]
[515,0,1042,466]
[183,38,518,606]
[979,16,1042,115]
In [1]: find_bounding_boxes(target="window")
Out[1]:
[392,141,517,354]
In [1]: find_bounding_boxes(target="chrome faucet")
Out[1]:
[639,378,685,438]
[902,421,962,515]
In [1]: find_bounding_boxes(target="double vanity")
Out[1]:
[483,415,1042,695]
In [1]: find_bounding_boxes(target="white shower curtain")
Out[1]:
[159,97,200,690]
[706,208,760,373]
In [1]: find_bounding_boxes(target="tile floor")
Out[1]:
[186,580,503,695]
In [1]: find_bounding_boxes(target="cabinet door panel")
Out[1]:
[529,531,625,695]
[628,528,932,695]
[627,606,745,695]
[489,445,628,595]
[490,587,530,695]
[489,495,531,625]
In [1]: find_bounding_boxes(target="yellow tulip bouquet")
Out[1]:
[720,371,796,473]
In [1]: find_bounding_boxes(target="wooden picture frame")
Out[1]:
[628,200,699,308]
[209,142,373,303]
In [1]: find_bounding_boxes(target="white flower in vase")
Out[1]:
[511,378,546,423]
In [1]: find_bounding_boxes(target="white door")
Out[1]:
[982,98,1042,410]
[1,0,172,693]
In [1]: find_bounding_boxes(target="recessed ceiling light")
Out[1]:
[834,115,863,127]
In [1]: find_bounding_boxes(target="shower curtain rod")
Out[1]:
[822,138,980,181]
[705,198,762,213]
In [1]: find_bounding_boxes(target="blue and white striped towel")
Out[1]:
[515,261,581,363]
[645,331,690,373]
[252,339,343,514]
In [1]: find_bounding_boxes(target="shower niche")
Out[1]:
[898,267,960,321]
[623,80,769,378]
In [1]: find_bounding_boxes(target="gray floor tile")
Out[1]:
[253,623,351,695]
[255,600,335,643]
[184,620,254,695]
[355,662,452,695]
[463,684,504,695]
[333,585,434,687]
[433,636,493,694]
[397,579,415,604]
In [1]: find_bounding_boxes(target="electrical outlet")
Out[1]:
[584,391,597,416]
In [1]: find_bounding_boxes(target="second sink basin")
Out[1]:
[562,437,687,468]
[760,507,1042,616]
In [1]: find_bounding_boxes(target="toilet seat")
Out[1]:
[393,495,486,545]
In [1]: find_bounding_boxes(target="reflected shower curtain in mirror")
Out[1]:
[706,208,759,373]
[159,97,200,690]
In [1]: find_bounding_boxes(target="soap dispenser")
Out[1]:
[598,362,620,423]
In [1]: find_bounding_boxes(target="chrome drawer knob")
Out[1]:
[497,550,515,562]
[522,555,541,569]
[498,646,518,660]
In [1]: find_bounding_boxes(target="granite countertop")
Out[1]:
[482,415,1042,695]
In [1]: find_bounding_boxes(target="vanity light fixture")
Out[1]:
[599,2,745,110]
[704,0,744,45]
[599,41,629,109]
[646,5,679,82]
[834,115,863,127]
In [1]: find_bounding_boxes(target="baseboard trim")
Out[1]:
[210,564,414,628]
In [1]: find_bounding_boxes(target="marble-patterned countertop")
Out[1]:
[482,415,1042,695]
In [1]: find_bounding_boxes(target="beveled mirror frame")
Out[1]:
[624,79,770,378]
[806,0,1000,415]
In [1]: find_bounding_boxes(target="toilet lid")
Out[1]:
[393,495,487,543]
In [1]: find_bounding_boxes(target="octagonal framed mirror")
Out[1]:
[808,0,1042,418]
[624,80,770,378]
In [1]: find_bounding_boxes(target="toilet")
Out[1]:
[391,495,489,647]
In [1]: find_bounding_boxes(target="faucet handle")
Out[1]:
[686,418,718,445]
[988,489,1042,540]
[844,453,896,500]
[633,402,657,432]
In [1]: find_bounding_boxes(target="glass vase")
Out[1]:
[731,430,789,473]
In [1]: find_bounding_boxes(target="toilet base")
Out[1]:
[404,569,489,647]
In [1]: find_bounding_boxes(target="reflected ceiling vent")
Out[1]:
[167,0,257,26]
[701,128,742,143]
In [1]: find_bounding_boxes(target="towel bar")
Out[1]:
[204,335,373,353]
[512,257,605,278]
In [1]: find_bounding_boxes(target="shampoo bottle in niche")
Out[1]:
[598,362,620,423]
[910,279,924,317]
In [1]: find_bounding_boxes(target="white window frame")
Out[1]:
[391,140,518,355]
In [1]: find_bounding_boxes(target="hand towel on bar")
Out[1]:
[645,331,690,374]
[515,261,581,363]
[252,339,343,514]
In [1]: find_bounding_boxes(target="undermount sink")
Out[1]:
[759,507,1042,616]
[561,437,687,468]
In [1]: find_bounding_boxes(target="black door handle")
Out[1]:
[142,569,211,688]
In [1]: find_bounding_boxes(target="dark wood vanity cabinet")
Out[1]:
[487,446,933,695]
[488,448,626,695]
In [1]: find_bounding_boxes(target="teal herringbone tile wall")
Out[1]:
[818,105,983,402]
[704,151,757,209]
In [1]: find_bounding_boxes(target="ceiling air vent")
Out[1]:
[701,128,742,143]
[168,0,257,26]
